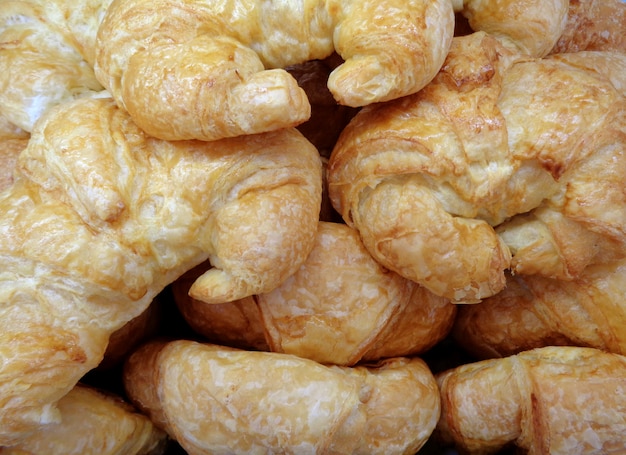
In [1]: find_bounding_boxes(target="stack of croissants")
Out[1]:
[1,0,626,453]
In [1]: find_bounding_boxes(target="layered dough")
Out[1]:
[328,31,626,303]
[3,0,623,141]
[453,258,626,360]
[0,0,111,132]
[93,0,454,141]
[123,339,441,455]
[0,95,321,444]
[436,346,626,454]
[0,385,168,455]
[551,0,626,54]
[174,221,456,365]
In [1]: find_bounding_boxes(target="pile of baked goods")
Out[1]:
[1,0,626,453]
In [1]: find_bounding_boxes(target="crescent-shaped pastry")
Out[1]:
[452,258,626,360]
[93,0,455,141]
[452,0,569,57]
[123,339,441,455]
[0,95,321,444]
[174,221,456,365]
[328,31,626,303]
[435,346,626,454]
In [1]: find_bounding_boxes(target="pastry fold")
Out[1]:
[435,346,626,454]
[93,0,455,141]
[175,221,456,365]
[328,31,626,303]
[0,95,321,444]
[123,339,441,455]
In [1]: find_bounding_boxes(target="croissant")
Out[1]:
[0,95,321,444]
[328,31,626,303]
[92,0,455,141]
[451,258,626,360]
[123,339,440,455]
[0,0,110,132]
[174,221,457,366]
[3,1,619,142]
[453,0,626,57]
[435,346,626,454]
[550,0,626,54]
[451,0,570,57]
[0,384,168,455]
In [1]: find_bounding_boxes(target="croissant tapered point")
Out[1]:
[328,32,626,303]
[0,96,321,444]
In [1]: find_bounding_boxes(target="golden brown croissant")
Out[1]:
[452,0,570,57]
[0,384,168,455]
[452,258,626,360]
[123,339,441,455]
[0,95,321,444]
[174,221,457,365]
[435,346,626,454]
[93,0,455,141]
[551,0,626,54]
[328,31,626,303]
[0,0,110,132]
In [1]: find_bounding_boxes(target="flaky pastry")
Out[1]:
[0,385,168,455]
[0,95,321,444]
[0,114,28,192]
[551,0,626,54]
[3,0,622,143]
[124,339,441,455]
[435,346,626,454]
[174,221,457,365]
[452,258,626,360]
[0,0,111,132]
[452,0,570,57]
[93,0,455,141]
[328,31,626,303]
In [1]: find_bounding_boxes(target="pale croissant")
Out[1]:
[452,258,626,360]
[0,385,168,455]
[328,31,626,303]
[0,95,321,445]
[174,221,457,366]
[123,339,440,455]
[435,346,626,454]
